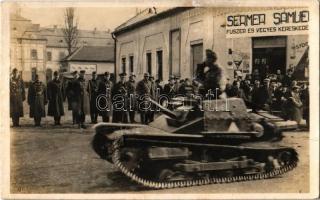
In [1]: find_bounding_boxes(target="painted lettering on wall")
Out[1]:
[226,9,309,38]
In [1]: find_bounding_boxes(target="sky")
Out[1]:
[18,7,138,31]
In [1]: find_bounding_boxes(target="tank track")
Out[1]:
[111,139,298,189]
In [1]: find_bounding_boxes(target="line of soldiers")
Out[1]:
[10,49,225,127]
[10,68,65,127]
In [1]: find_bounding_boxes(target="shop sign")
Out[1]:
[226,8,309,38]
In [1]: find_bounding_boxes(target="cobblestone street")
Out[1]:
[10,110,309,194]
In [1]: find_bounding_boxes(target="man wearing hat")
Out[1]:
[126,73,137,123]
[97,71,113,122]
[148,75,157,122]
[87,71,99,123]
[258,78,272,111]
[66,70,78,124]
[136,72,152,124]
[47,71,65,125]
[70,70,87,129]
[163,75,176,99]
[28,74,47,126]
[111,72,129,123]
[10,68,26,127]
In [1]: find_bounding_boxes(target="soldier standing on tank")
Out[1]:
[111,72,129,123]
[71,70,87,129]
[97,72,113,122]
[28,74,47,126]
[126,73,137,123]
[47,71,65,125]
[87,71,99,123]
[136,72,152,124]
[10,68,26,127]
[198,49,226,99]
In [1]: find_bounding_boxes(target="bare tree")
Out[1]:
[62,8,79,56]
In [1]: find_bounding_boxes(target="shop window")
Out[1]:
[31,49,37,60]
[146,52,152,74]
[156,50,163,81]
[129,55,134,73]
[122,57,126,73]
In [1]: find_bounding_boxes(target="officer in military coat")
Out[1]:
[71,70,87,129]
[87,71,99,123]
[111,72,129,123]
[47,71,65,125]
[136,72,152,124]
[10,68,25,127]
[126,73,137,123]
[97,72,113,122]
[28,74,47,126]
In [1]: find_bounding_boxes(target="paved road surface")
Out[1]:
[10,116,309,194]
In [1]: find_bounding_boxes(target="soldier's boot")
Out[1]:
[34,117,41,127]
[12,116,19,127]
[129,111,136,123]
[102,115,109,122]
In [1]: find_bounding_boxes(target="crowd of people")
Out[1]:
[9,49,309,129]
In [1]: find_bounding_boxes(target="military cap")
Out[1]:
[149,75,154,79]
[169,75,175,80]
[119,72,127,77]
[53,71,59,76]
[72,71,78,75]
[263,78,270,82]
[144,72,150,77]
[130,72,136,77]
[12,68,18,73]
[104,71,110,76]
[80,70,86,74]
[92,71,96,75]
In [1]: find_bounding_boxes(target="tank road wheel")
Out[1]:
[159,169,175,182]
[277,151,293,167]
[120,148,142,172]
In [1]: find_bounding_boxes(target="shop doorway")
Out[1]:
[252,37,286,78]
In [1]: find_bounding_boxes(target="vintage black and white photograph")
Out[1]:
[1,0,319,199]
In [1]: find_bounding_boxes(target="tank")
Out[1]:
[92,97,298,189]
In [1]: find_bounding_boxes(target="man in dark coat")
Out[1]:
[70,70,87,129]
[163,75,176,99]
[97,72,113,122]
[148,75,156,122]
[66,71,78,124]
[28,74,47,126]
[258,78,272,111]
[47,71,65,125]
[111,73,129,123]
[10,68,25,127]
[87,71,99,123]
[179,78,194,98]
[126,73,137,123]
[136,72,152,124]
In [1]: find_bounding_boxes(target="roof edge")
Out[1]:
[113,7,193,36]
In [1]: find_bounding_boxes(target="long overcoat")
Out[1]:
[28,81,47,118]
[47,79,65,117]
[10,76,25,117]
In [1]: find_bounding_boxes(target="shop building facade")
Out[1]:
[113,7,309,82]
